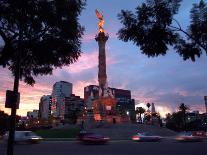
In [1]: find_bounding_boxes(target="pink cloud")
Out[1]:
[61,50,117,74]
[0,74,52,116]
[82,33,95,43]
[73,78,98,98]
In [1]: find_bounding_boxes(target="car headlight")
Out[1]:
[103,137,110,140]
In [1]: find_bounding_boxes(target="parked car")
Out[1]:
[132,132,162,142]
[77,131,109,144]
[175,132,204,142]
[3,131,43,144]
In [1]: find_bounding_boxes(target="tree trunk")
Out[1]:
[6,14,22,155]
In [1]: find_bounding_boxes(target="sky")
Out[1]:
[0,0,207,117]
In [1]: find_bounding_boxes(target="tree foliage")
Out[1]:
[0,110,9,135]
[118,0,207,61]
[179,103,189,113]
[166,111,184,131]
[166,103,189,131]
[0,0,85,85]
[136,107,146,123]
[146,103,151,109]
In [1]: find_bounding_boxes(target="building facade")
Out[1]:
[51,81,72,118]
[39,95,52,119]
[84,85,135,120]
[64,94,85,123]
[27,110,39,119]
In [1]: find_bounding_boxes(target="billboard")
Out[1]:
[5,90,20,109]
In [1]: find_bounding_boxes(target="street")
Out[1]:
[1,139,207,155]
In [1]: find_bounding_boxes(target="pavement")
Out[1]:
[1,140,207,155]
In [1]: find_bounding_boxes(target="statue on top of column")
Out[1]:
[95,9,105,33]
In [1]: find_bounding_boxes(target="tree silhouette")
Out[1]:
[166,111,184,131]
[179,103,189,131]
[118,0,207,61]
[0,1,85,155]
[146,103,151,110]
[136,107,146,123]
[0,0,85,85]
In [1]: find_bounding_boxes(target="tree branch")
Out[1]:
[172,18,182,30]
[168,25,207,52]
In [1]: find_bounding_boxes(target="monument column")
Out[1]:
[93,9,117,123]
[95,32,108,98]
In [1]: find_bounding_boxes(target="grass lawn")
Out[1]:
[35,128,80,138]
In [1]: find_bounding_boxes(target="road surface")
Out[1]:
[1,139,206,155]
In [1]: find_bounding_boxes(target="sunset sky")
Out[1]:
[0,0,207,117]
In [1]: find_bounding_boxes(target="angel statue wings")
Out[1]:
[95,9,105,33]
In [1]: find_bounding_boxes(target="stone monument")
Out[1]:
[92,10,119,123]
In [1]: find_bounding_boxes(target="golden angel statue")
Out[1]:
[95,9,105,33]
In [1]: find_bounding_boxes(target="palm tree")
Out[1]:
[179,103,189,131]
[136,107,146,123]
[146,103,151,110]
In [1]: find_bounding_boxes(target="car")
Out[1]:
[192,131,207,137]
[3,131,43,144]
[77,131,110,144]
[77,130,93,141]
[175,132,204,142]
[132,132,162,142]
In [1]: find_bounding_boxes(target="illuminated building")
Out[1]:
[39,95,52,119]
[84,85,135,120]
[51,81,72,119]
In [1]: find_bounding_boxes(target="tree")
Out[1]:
[0,1,85,155]
[144,114,151,124]
[118,0,207,61]
[165,113,172,122]
[179,103,189,130]
[166,111,184,131]
[0,110,9,135]
[0,0,85,85]
[165,103,189,131]
[146,103,151,110]
[135,107,146,123]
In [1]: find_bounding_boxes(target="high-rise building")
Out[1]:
[39,95,52,119]
[84,85,135,119]
[51,81,72,118]
[111,88,135,115]
[204,96,207,113]
[151,103,156,113]
[64,94,85,123]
